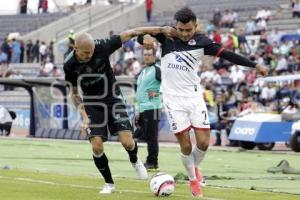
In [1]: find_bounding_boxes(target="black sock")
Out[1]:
[93,153,114,184]
[126,140,138,163]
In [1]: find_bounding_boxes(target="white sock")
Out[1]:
[180,153,196,180]
[192,146,206,167]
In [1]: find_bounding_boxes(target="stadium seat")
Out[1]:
[56,129,67,139]
[64,129,74,139]
[71,130,81,140]
[42,129,51,138]
[49,129,59,138]
[35,128,45,138]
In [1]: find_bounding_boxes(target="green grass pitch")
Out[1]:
[0,138,299,200]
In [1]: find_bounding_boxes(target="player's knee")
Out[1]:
[121,139,134,150]
[91,138,104,155]
[119,131,134,149]
[92,146,103,155]
[197,140,209,151]
[181,142,192,155]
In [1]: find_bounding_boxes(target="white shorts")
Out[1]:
[163,94,210,134]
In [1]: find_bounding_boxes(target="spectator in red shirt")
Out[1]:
[145,0,153,22]
[212,29,222,44]
[42,0,48,13]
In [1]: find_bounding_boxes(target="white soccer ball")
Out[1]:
[149,172,175,197]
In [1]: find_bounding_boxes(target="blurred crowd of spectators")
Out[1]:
[0,37,61,78]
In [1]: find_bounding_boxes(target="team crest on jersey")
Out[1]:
[172,123,177,130]
[175,54,183,62]
[188,39,196,46]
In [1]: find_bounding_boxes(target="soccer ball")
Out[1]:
[149,172,175,197]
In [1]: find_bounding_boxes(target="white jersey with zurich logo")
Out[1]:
[154,33,221,97]
[160,48,204,97]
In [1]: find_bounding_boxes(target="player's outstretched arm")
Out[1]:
[205,43,268,76]
[221,50,268,76]
[119,26,177,43]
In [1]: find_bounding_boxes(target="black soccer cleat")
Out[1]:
[144,163,160,172]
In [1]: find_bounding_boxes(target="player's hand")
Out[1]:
[255,64,268,76]
[148,91,158,98]
[161,26,178,39]
[81,117,90,135]
[143,34,156,49]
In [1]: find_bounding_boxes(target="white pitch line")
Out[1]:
[14,177,96,189]
[0,176,224,200]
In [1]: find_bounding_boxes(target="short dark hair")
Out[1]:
[174,7,197,24]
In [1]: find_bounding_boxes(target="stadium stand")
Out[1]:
[0,13,67,43]
[147,0,297,32]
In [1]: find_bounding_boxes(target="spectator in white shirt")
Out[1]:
[0,105,15,136]
[222,10,234,28]
[248,39,258,55]
[272,42,281,55]
[124,47,134,62]
[39,41,47,63]
[267,28,282,44]
[260,83,276,105]
[256,19,267,34]
[229,65,245,84]
[44,58,54,74]
[276,55,288,74]
[280,41,292,55]
[200,65,214,82]
[256,7,272,21]
[39,58,53,77]
[211,70,222,84]
[292,0,300,18]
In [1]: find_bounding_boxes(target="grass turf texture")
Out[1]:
[0,138,300,200]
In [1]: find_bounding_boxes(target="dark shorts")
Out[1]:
[0,122,13,136]
[84,99,133,141]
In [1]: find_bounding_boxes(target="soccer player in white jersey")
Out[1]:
[137,7,268,197]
